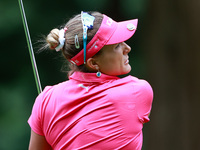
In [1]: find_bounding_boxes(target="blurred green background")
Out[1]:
[0,0,200,149]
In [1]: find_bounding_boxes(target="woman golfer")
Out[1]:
[28,11,153,150]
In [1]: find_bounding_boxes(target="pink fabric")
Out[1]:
[28,72,153,150]
[70,15,138,66]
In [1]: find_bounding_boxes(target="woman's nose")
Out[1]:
[123,42,131,54]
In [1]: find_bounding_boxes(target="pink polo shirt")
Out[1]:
[28,71,153,150]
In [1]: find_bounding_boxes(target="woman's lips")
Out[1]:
[125,59,129,65]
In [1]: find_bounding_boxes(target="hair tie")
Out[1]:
[55,27,68,52]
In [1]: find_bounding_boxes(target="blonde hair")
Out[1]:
[45,12,103,76]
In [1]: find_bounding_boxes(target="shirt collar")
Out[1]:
[69,71,119,83]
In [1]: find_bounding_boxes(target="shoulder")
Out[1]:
[106,75,153,99]
[127,76,153,99]
[44,80,70,94]
[30,81,70,121]
[35,80,69,105]
[113,75,152,91]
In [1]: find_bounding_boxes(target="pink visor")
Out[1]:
[70,14,138,66]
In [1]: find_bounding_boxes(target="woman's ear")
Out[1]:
[86,58,99,71]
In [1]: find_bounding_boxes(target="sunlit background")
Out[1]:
[0,0,200,149]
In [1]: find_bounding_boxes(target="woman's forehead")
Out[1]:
[100,44,116,53]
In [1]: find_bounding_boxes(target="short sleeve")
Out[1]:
[135,80,153,123]
[28,92,45,136]
[28,86,52,136]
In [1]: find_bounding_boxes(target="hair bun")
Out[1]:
[46,28,60,50]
